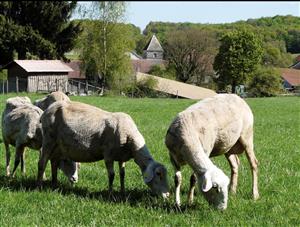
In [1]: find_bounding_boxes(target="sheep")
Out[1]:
[165,94,259,210]
[37,100,170,198]
[4,96,32,112]
[34,91,70,111]
[2,97,79,183]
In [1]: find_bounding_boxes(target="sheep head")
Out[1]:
[199,166,230,210]
[58,160,80,184]
[143,162,170,199]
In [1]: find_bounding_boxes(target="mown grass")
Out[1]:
[0,93,299,226]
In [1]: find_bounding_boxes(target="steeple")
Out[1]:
[143,35,164,60]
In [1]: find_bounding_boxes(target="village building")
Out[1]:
[130,34,167,74]
[280,68,300,92]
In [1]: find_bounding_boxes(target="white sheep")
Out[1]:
[37,100,170,198]
[34,91,70,110]
[4,96,32,111]
[2,97,79,183]
[165,94,259,210]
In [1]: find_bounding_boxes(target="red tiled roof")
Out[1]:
[280,68,300,86]
[131,59,167,73]
[65,60,86,79]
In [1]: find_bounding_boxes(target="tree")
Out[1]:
[164,28,219,86]
[0,1,81,65]
[77,2,134,92]
[285,30,300,54]
[247,66,283,97]
[213,29,263,93]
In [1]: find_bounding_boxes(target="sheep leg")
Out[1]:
[187,173,197,205]
[4,142,10,176]
[50,159,59,188]
[240,134,259,200]
[12,145,25,178]
[119,161,126,196]
[170,155,182,207]
[37,146,52,188]
[225,153,240,194]
[38,149,47,180]
[105,160,115,194]
[21,149,26,176]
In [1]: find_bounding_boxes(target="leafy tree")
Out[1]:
[0,1,81,65]
[262,41,294,67]
[285,30,300,53]
[247,66,283,97]
[213,29,263,93]
[77,2,135,92]
[164,28,219,86]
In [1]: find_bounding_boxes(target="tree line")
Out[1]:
[0,2,298,97]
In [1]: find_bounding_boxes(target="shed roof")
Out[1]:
[5,60,73,72]
[143,35,163,52]
[280,68,300,86]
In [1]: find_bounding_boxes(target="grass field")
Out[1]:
[0,93,299,226]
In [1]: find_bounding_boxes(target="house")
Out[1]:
[143,34,164,60]
[0,60,73,93]
[65,60,86,81]
[130,35,167,74]
[280,68,300,92]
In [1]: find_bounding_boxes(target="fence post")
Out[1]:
[16,76,19,93]
[55,78,58,91]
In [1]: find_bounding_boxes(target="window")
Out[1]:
[153,53,157,58]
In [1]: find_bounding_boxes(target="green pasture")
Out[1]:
[0,94,299,226]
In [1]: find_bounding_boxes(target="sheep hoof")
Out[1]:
[253,193,259,200]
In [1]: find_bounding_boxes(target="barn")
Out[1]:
[1,60,73,93]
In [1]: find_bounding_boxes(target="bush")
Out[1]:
[124,76,170,98]
[247,66,284,97]
[0,69,7,81]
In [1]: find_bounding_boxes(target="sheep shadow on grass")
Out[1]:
[0,174,201,213]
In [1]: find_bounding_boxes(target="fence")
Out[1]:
[0,77,102,95]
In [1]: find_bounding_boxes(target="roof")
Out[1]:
[131,59,167,73]
[127,51,143,60]
[4,60,73,72]
[143,35,163,52]
[65,60,86,79]
[137,72,217,100]
[290,61,300,70]
[280,68,300,86]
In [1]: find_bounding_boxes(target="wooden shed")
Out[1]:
[1,60,73,93]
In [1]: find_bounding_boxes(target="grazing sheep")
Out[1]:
[34,91,70,111]
[37,101,170,198]
[4,96,32,111]
[2,97,79,183]
[165,94,259,210]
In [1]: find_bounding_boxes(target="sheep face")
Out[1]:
[143,163,170,199]
[58,160,80,183]
[199,167,230,210]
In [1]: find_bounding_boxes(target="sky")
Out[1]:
[75,1,300,31]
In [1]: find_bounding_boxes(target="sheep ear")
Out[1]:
[202,171,213,192]
[143,169,154,183]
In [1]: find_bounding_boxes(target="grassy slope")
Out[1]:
[0,94,299,226]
